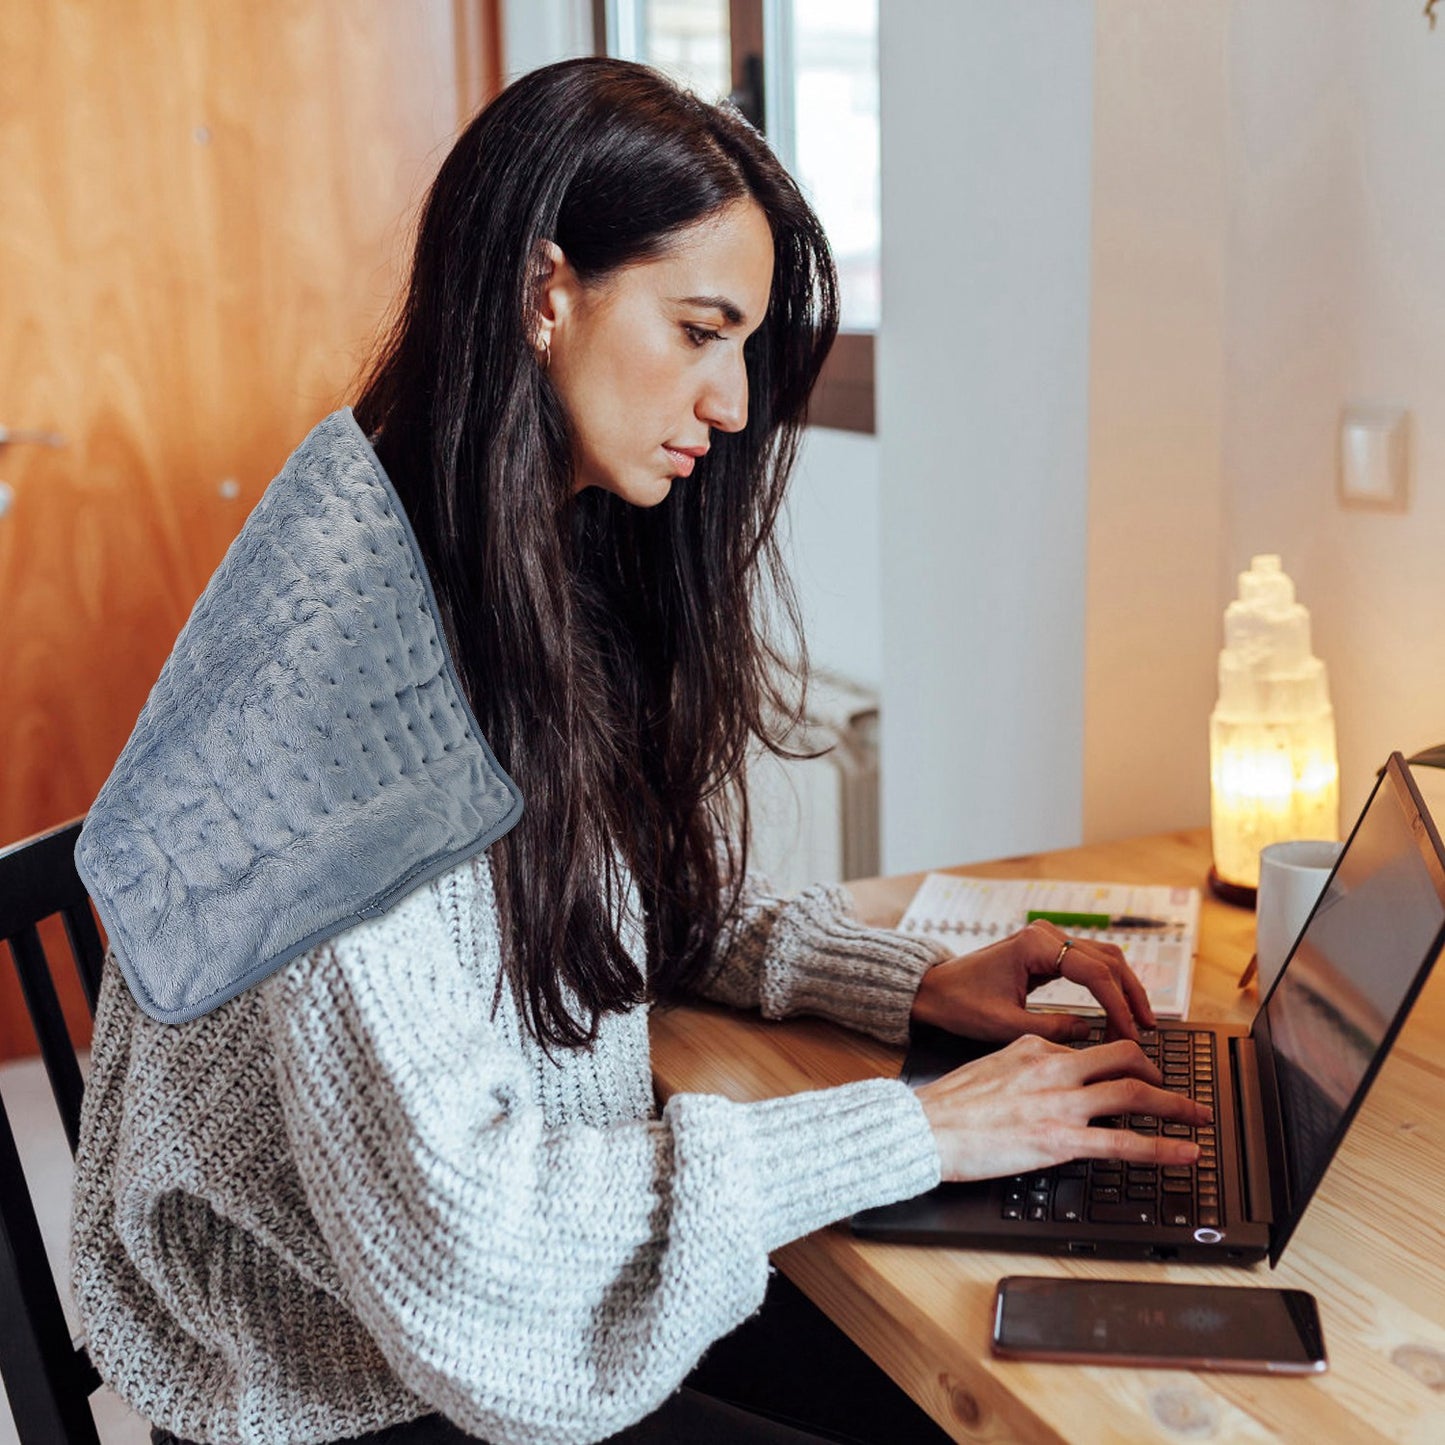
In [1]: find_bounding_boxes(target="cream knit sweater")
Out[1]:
[71,845,951,1445]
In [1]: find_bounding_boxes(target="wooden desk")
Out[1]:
[650,829,1445,1443]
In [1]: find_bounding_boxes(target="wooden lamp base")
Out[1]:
[1207,865,1256,910]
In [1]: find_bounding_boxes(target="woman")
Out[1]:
[70,59,1207,1445]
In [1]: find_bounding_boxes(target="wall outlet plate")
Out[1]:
[1339,404,1409,512]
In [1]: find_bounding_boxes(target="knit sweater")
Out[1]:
[71,843,952,1445]
[68,406,953,1443]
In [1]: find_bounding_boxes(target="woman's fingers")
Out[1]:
[1017,1010,1094,1044]
[1023,921,1155,1039]
[1063,1065,1213,1167]
[1069,1037,1161,1086]
[1108,943,1157,1029]
[1064,1124,1204,1168]
[1051,934,1157,1037]
[1065,1044,1214,1134]
[915,1031,1216,1182]
[1073,937,1156,1030]
[1058,950,1139,1040]
[1075,1074,1212,1128]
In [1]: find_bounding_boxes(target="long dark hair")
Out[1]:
[354,58,839,1049]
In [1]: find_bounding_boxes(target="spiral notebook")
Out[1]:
[897,874,1201,1018]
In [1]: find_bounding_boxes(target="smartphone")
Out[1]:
[990,1276,1327,1374]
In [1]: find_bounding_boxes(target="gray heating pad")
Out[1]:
[75,408,524,1023]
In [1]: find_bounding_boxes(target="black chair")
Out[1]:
[0,816,105,1444]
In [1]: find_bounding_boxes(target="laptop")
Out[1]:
[852,751,1445,1267]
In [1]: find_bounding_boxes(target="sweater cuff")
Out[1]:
[729,1077,941,1253]
[769,883,958,1045]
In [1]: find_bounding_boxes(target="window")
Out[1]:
[595,0,878,433]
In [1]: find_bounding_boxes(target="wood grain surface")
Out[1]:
[0,0,499,1058]
[650,829,1445,1443]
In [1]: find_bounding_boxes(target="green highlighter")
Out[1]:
[1026,910,1172,930]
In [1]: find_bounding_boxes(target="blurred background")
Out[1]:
[4,0,1443,1051]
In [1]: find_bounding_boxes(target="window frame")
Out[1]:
[591,0,875,434]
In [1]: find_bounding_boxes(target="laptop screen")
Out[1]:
[1257,760,1445,1243]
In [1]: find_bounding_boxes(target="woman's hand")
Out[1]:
[914,1034,1211,1182]
[910,919,1154,1044]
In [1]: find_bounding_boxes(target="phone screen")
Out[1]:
[992,1277,1327,1373]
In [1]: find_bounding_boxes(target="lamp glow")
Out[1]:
[1209,555,1339,898]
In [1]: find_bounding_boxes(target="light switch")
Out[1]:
[1339,404,1409,512]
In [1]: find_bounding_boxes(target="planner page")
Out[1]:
[897,874,1201,1017]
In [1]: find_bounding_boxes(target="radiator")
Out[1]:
[743,671,881,896]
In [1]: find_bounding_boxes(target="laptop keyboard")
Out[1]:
[1000,1028,1222,1230]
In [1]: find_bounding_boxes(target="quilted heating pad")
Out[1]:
[75,409,525,1023]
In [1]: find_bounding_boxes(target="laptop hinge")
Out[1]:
[1230,1035,1274,1223]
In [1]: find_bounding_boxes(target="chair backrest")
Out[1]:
[0,817,104,1445]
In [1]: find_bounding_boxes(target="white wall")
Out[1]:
[1082,2,1228,843]
[1223,1,1445,831]
[780,428,883,691]
[877,1,1096,874]
[1074,0,1445,846]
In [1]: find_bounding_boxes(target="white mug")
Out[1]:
[1256,840,1343,996]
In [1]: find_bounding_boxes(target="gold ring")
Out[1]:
[1053,939,1075,972]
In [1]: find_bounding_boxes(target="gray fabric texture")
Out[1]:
[71,850,950,1445]
[74,409,523,1024]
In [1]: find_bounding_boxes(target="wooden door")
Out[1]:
[0,0,500,1060]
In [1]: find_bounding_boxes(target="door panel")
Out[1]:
[0,0,499,1058]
